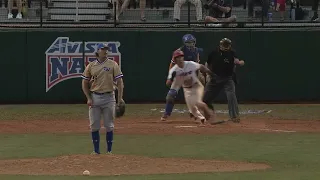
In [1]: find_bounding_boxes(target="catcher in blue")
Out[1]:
[166,49,213,125]
[161,34,206,121]
[81,43,124,155]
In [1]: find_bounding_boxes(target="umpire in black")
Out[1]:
[203,38,245,123]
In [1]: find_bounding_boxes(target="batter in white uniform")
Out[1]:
[167,49,213,125]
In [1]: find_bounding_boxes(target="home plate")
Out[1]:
[175,125,198,128]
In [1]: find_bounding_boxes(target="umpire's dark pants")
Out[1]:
[203,74,239,119]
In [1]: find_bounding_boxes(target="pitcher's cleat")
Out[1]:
[230,117,240,123]
[90,151,100,155]
[161,114,168,121]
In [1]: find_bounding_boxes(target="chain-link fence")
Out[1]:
[0,0,319,27]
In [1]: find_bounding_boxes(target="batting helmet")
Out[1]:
[173,49,184,59]
[116,101,126,118]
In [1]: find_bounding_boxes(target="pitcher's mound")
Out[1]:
[0,154,270,176]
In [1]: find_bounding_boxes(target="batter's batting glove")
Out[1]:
[116,101,126,118]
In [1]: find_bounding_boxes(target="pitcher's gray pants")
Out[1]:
[89,92,116,132]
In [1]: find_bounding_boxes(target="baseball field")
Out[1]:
[0,103,319,179]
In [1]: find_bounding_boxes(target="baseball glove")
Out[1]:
[116,101,126,118]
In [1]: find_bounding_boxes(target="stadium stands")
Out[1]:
[0,0,318,25]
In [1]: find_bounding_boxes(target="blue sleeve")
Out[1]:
[197,47,203,54]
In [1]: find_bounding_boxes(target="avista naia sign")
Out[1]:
[45,37,121,92]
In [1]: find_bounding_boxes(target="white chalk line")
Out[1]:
[175,125,198,128]
[174,126,296,132]
[246,128,296,133]
[101,127,125,129]
[102,125,296,132]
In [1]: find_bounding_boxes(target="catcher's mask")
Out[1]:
[182,34,196,50]
[116,101,126,118]
[219,38,232,51]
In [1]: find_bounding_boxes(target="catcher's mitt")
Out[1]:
[116,101,126,118]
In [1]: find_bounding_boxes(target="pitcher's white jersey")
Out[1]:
[167,61,201,88]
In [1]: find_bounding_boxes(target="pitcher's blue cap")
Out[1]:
[97,43,109,50]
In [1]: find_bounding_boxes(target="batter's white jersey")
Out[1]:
[167,61,206,120]
[167,61,201,89]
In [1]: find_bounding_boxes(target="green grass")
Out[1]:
[0,104,319,121]
[1,133,320,179]
[0,104,320,179]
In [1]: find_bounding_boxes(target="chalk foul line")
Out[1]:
[246,128,296,133]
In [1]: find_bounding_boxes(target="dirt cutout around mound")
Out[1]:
[0,154,270,176]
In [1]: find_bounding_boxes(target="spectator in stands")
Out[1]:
[113,0,146,22]
[204,0,236,26]
[276,0,286,21]
[248,0,269,20]
[311,0,319,21]
[8,0,22,19]
[173,0,203,22]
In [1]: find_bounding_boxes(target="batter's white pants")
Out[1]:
[183,83,206,120]
[173,0,203,21]
[170,81,200,116]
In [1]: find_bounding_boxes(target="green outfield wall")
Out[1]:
[1,28,319,104]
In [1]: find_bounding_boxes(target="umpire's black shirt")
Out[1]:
[207,48,236,77]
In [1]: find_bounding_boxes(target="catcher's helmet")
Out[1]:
[182,34,196,43]
[173,49,184,59]
[116,101,126,118]
[219,38,232,51]
[182,34,196,49]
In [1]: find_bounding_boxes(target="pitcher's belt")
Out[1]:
[91,91,112,95]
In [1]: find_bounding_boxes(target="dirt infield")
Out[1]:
[0,117,319,135]
[0,154,270,176]
[0,117,319,176]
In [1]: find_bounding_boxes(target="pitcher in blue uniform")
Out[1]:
[161,34,205,121]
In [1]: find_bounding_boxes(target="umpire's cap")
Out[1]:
[220,38,232,50]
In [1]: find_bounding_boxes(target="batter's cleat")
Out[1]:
[230,117,240,123]
[106,151,113,155]
[161,114,168,121]
[90,151,100,155]
[199,118,206,126]
[189,113,197,120]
